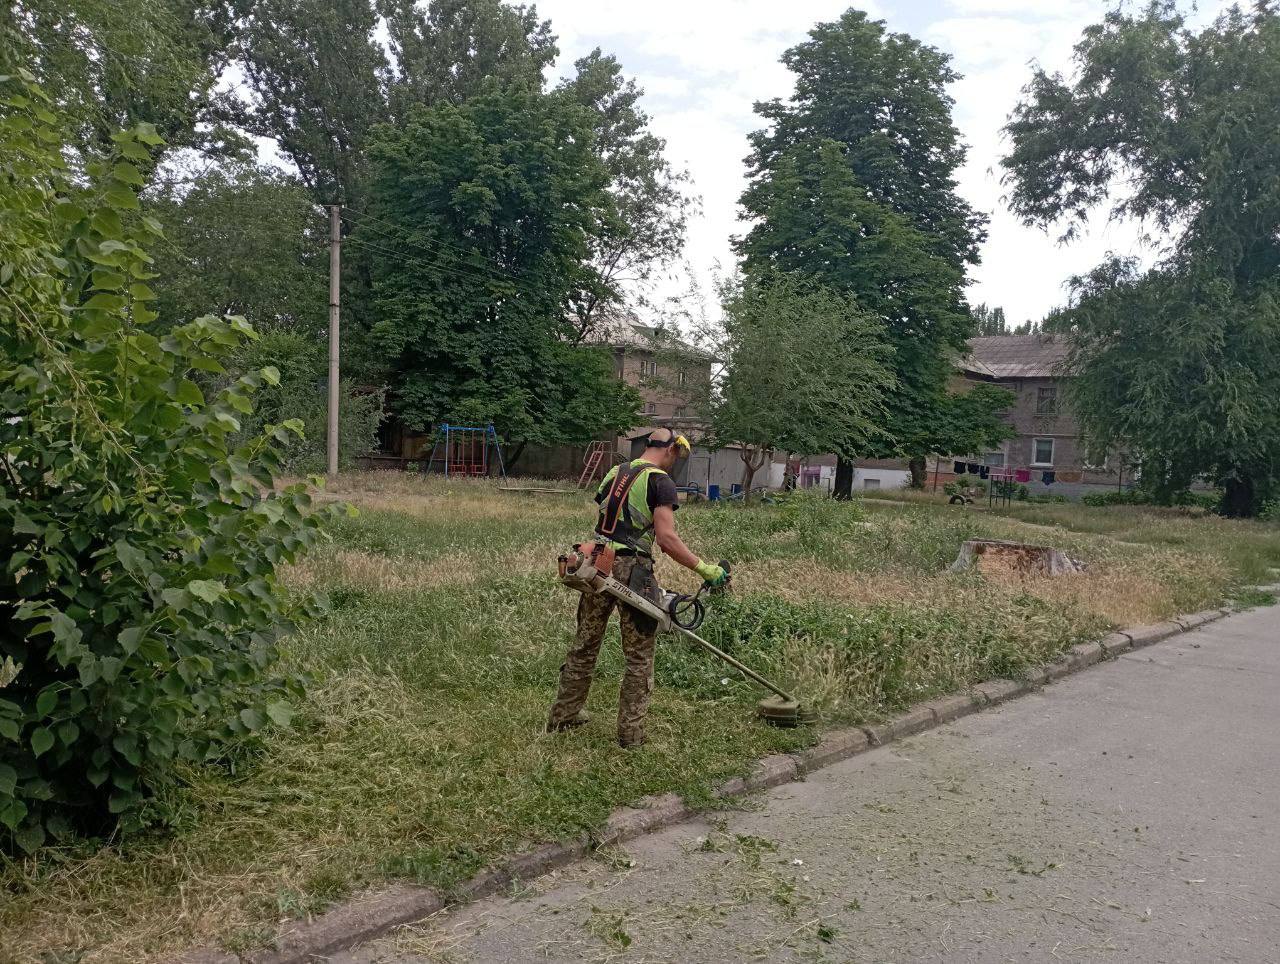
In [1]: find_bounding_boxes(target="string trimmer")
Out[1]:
[558,542,814,727]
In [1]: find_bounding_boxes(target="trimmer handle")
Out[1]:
[706,559,732,594]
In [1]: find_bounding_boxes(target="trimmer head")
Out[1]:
[756,695,817,728]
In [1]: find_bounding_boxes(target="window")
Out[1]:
[982,451,1006,467]
[677,370,687,387]
[863,478,881,490]
[643,401,657,415]
[640,359,657,377]
[1032,438,1054,466]
[1036,385,1058,415]
[1083,447,1109,471]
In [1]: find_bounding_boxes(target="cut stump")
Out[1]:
[950,539,1085,576]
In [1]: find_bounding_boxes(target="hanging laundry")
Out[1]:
[1042,470,1056,485]
[966,462,981,475]
[953,460,966,474]
[979,465,990,480]
[1015,468,1031,483]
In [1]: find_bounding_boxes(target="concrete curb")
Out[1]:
[177,603,1243,963]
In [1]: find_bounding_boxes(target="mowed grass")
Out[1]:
[3,473,1277,961]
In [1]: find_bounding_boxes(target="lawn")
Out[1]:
[3,473,1278,961]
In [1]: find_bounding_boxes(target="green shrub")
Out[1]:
[1081,488,1220,511]
[224,331,384,473]
[0,74,338,850]
[943,479,987,498]
[1023,492,1069,504]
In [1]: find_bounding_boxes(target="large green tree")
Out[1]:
[230,0,689,421]
[708,271,896,498]
[738,10,997,496]
[361,85,639,451]
[148,164,328,336]
[231,0,390,209]
[3,0,240,163]
[1003,2,1280,515]
[557,49,692,331]
[230,0,688,303]
[379,0,556,115]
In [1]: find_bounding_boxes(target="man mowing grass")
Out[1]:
[547,429,728,747]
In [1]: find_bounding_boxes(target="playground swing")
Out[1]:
[425,423,507,479]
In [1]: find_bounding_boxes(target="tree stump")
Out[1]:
[949,539,1085,576]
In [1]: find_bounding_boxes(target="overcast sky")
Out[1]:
[536,0,1235,325]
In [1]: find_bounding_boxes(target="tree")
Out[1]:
[379,0,556,114]
[738,11,989,497]
[148,164,329,337]
[230,0,690,389]
[707,272,895,499]
[360,85,639,449]
[4,0,241,164]
[748,9,985,272]
[231,0,391,209]
[0,76,335,849]
[973,304,1008,336]
[557,50,692,332]
[1002,2,1280,515]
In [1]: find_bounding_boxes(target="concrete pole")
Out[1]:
[327,204,341,478]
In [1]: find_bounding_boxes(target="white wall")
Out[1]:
[853,468,911,491]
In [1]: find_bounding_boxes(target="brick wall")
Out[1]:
[615,347,709,420]
[976,376,1126,488]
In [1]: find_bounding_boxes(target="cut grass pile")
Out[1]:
[3,473,1277,962]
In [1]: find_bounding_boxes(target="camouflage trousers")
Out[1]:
[548,555,660,747]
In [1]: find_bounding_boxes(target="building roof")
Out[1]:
[962,334,1068,379]
[586,309,712,360]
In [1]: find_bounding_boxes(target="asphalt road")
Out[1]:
[339,604,1280,963]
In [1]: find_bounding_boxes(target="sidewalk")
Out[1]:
[339,604,1280,963]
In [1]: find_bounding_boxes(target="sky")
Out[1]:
[533,0,1237,325]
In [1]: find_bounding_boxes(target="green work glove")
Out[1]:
[694,560,728,587]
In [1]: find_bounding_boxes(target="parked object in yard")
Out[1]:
[950,539,1086,576]
[425,423,506,478]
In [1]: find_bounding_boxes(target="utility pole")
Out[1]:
[327,204,341,478]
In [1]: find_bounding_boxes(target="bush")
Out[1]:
[224,331,384,474]
[0,75,339,850]
[1023,492,1070,504]
[1082,488,1220,511]
[944,479,987,498]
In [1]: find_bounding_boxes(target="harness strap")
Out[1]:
[598,461,647,539]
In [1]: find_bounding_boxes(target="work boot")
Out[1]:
[546,710,591,733]
[617,737,645,750]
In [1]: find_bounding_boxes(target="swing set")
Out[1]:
[425,423,507,479]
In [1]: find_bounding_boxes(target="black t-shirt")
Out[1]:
[595,464,680,515]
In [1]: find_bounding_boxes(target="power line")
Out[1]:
[340,207,506,265]
[339,214,553,294]
[342,236,554,301]
[339,208,602,307]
